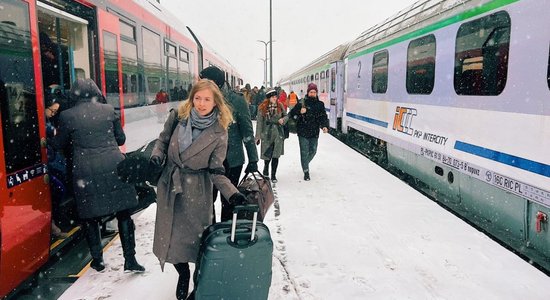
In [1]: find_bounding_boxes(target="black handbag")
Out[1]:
[117,109,179,186]
[117,140,164,186]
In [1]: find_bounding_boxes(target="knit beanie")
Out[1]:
[199,66,225,88]
[307,83,318,93]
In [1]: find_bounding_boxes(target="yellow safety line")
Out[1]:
[69,233,120,278]
[50,226,81,250]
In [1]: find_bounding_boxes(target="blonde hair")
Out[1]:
[177,79,233,129]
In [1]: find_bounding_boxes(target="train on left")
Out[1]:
[0,0,242,297]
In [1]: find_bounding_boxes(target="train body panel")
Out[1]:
[284,0,550,270]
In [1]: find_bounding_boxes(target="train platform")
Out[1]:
[58,116,550,299]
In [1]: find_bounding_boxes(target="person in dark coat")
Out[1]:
[199,66,259,222]
[255,88,286,183]
[150,79,247,300]
[53,78,144,273]
[281,83,329,181]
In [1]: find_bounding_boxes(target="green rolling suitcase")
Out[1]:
[195,205,273,300]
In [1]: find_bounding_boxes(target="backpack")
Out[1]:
[237,171,274,221]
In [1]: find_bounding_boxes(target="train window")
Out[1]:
[407,34,435,94]
[103,31,120,108]
[454,11,510,96]
[165,42,177,57]
[120,21,135,40]
[372,50,389,94]
[320,72,325,79]
[315,73,319,80]
[0,0,42,173]
[142,28,161,66]
[180,48,189,62]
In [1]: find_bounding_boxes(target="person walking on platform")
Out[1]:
[288,90,298,109]
[149,79,247,300]
[281,83,328,181]
[53,79,144,273]
[256,89,287,183]
[199,66,259,222]
[278,88,288,111]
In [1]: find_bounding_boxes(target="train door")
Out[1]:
[329,61,345,130]
[97,9,124,122]
[0,0,51,296]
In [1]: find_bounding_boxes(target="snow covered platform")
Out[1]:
[60,122,550,299]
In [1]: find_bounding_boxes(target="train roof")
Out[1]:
[346,0,485,57]
[279,43,350,84]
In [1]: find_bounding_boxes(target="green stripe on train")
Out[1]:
[348,0,520,60]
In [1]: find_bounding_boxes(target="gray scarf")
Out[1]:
[178,107,219,153]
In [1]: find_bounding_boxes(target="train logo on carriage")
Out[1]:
[392,106,417,136]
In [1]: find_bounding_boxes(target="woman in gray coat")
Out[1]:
[150,79,247,300]
[53,79,144,273]
[255,89,287,183]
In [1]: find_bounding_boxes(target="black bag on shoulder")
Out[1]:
[117,109,179,186]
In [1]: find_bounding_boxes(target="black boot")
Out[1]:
[118,216,145,272]
[304,171,310,181]
[174,263,190,300]
[263,160,270,177]
[271,158,279,183]
[85,220,105,272]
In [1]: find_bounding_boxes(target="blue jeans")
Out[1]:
[298,136,318,172]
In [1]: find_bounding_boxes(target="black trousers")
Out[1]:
[212,160,242,222]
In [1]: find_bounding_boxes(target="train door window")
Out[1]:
[142,27,161,99]
[37,4,90,91]
[454,11,510,95]
[0,0,41,173]
[103,31,120,108]
[407,34,436,94]
[372,50,389,94]
[331,67,337,92]
[548,43,550,90]
[120,20,139,106]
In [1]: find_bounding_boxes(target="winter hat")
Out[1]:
[265,88,277,99]
[307,83,318,93]
[199,66,225,88]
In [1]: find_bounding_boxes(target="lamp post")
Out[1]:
[269,0,273,87]
[257,40,273,87]
[259,58,268,87]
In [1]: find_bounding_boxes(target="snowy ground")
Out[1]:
[59,115,550,299]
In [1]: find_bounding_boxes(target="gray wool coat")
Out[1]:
[53,79,137,219]
[151,110,238,269]
[255,101,287,160]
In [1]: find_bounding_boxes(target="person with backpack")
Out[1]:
[255,89,287,183]
[280,83,329,181]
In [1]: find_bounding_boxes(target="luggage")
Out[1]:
[194,205,273,300]
[237,172,274,221]
[117,139,162,185]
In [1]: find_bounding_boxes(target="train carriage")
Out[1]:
[281,0,550,271]
[0,0,242,297]
[344,0,550,270]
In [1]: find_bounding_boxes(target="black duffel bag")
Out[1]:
[117,139,164,186]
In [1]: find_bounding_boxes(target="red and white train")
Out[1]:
[0,0,242,296]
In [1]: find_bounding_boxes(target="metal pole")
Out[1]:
[269,0,273,87]
[257,40,270,87]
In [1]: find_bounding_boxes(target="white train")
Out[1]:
[280,0,550,270]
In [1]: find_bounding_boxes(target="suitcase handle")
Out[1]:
[231,205,259,242]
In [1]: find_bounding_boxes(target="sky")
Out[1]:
[162,0,419,87]
[58,110,550,299]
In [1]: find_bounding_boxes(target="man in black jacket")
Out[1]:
[199,66,259,221]
[282,83,328,181]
